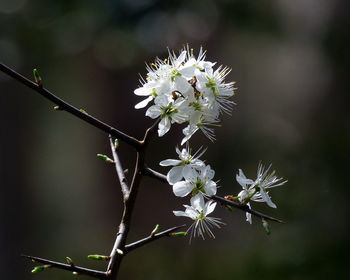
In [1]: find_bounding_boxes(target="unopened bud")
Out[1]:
[170,232,187,237]
[53,105,62,110]
[97,154,114,163]
[262,219,271,235]
[79,109,88,114]
[116,249,124,255]
[151,224,160,236]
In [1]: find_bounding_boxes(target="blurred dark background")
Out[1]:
[1,0,349,279]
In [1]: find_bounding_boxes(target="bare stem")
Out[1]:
[21,255,107,279]
[0,63,141,150]
[109,135,130,199]
[142,167,284,223]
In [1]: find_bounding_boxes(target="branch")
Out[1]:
[109,135,129,199]
[21,255,107,279]
[124,224,186,254]
[142,167,284,223]
[210,195,284,223]
[0,63,141,150]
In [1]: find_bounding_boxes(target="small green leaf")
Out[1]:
[97,154,114,163]
[33,68,42,86]
[114,139,120,149]
[151,224,160,236]
[170,232,187,237]
[87,254,110,261]
[79,108,88,114]
[31,265,51,273]
[66,257,74,265]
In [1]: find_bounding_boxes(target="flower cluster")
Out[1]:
[235,163,287,224]
[152,47,287,241]
[160,145,222,240]
[135,46,235,144]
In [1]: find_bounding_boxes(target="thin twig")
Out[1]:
[0,63,141,150]
[21,255,107,279]
[142,167,167,183]
[141,119,160,145]
[124,224,186,254]
[210,195,285,223]
[109,135,129,199]
[142,167,284,223]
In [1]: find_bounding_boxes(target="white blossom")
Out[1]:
[236,163,287,222]
[173,195,223,241]
[160,145,206,185]
[172,165,217,197]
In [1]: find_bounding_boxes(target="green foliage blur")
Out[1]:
[1,0,349,279]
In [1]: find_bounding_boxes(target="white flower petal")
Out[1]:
[204,201,217,216]
[134,87,152,96]
[183,166,198,182]
[158,117,171,137]
[204,180,217,196]
[174,76,191,93]
[179,65,196,78]
[167,166,184,185]
[155,95,169,107]
[175,51,187,66]
[173,181,193,197]
[184,208,199,219]
[173,210,188,217]
[246,203,252,224]
[135,96,153,109]
[190,194,205,210]
[259,188,277,208]
[203,165,215,180]
[236,169,254,187]
[159,159,181,167]
[181,125,199,145]
[146,105,162,119]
